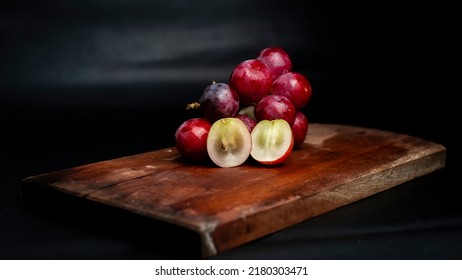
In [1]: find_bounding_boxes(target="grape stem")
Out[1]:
[186,102,200,110]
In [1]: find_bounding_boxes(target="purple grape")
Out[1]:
[199,82,239,122]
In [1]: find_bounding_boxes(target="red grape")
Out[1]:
[254,95,296,126]
[271,72,312,110]
[175,118,212,162]
[229,59,272,106]
[257,47,292,80]
[291,111,309,149]
[236,114,257,132]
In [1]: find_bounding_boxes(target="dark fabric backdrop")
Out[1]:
[1,0,459,259]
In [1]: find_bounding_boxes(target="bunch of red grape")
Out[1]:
[175,47,312,167]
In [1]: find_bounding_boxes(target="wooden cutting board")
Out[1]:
[22,124,446,257]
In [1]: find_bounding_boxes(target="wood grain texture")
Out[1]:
[22,124,446,257]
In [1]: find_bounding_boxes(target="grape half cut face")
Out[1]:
[250,119,294,165]
[207,118,252,168]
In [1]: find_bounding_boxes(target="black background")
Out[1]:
[1,0,459,259]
